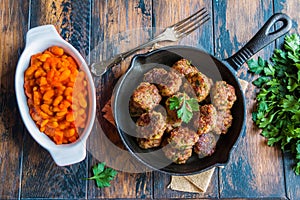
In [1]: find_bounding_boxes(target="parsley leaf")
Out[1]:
[168,96,181,110]
[252,76,269,87]
[168,93,199,123]
[247,33,300,175]
[248,56,267,74]
[186,98,199,111]
[85,162,117,188]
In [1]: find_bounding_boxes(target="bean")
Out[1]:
[38,53,51,62]
[40,119,49,127]
[33,91,41,105]
[37,77,47,86]
[56,110,67,117]
[78,93,87,108]
[53,96,63,106]
[64,128,75,137]
[41,104,53,116]
[43,89,55,101]
[66,112,75,122]
[49,46,64,56]
[25,65,38,77]
[64,87,73,96]
[59,69,71,81]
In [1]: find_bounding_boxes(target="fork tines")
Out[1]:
[174,8,210,38]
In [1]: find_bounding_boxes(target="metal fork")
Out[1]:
[91,8,210,76]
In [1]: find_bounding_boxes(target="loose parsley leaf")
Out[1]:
[169,93,199,123]
[247,33,300,175]
[85,162,117,188]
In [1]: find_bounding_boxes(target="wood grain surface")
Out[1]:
[274,2,300,200]
[1,0,300,199]
[0,0,29,198]
[215,0,285,198]
[89,0,153,198]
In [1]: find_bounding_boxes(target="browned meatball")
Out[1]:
[166,127,198,150]
[194,132,217,158]
[136,110,166,139]
[172,58,198,77]
[211,81,237,110]
[130,82,161,115]
[214,109,233,134]
[162,126,198,164]
[143,68,182,96]
[136,111,166,149]
[163,146,193,164]
[137,138,162,149]
[194,104,217,135]
[129,100,144,117]
[184,72,213,102]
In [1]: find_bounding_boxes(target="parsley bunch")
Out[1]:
[85,162,118,188]
[168,93,199,123]
[248,34,300,175]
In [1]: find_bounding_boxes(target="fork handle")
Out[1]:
[91,34,166,76]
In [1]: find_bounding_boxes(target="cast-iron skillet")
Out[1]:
[112,13,292,175]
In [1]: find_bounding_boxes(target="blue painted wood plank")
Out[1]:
[21,0,90,198]
[214,0,286,198]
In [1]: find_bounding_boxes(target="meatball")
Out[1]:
[136,110,166,140]
[137,138,162,149]
[172,58,198,77]
[129,100,144,117]
[214,109,233,134]
[143,68,182,96]
[166,127,198,150]
[184,72,213,102]
[165,118,180,133]
[211,81,237,110]
[130,82,161,114]
[194,132,217,158]
[194,104,217,135]
[163,146,193,164]
[162,126,198,164]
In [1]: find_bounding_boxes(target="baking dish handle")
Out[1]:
[49,141,87,166]
[25,25,63,47]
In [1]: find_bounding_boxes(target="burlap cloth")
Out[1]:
[101,78,248,193]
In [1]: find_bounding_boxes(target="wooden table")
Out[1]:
[1,0,300,199]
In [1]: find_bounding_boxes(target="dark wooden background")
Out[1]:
[1,0,300,199]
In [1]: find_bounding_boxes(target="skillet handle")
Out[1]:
[225,13,292,71]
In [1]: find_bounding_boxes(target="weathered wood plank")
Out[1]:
[0,0,29,199]
[282,152,300,200]
[152,0,217,198]
[152,0,214,54]
[88,0,153,198]
[21,0,90,198]
[274,0,300,39]
[214,0,286,198]
[274,1,300,199]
